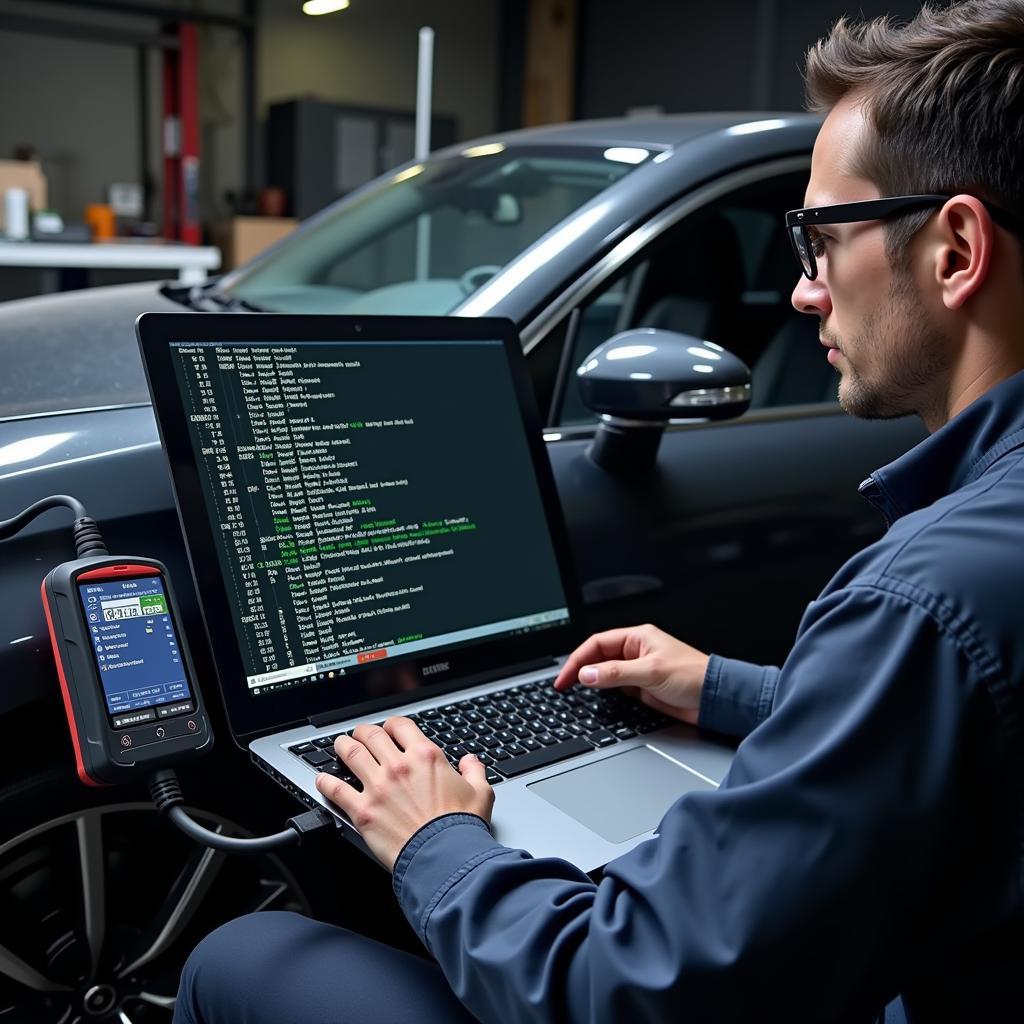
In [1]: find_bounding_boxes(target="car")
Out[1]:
[0,113,925,1021]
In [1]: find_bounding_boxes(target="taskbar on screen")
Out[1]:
[248,609,569,697]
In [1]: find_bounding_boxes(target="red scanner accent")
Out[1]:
[41,579,104,787]
[77,564,158,581]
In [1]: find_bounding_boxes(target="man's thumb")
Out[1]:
[578,659,648,690]
[459,753,490,791]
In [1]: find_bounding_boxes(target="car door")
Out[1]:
[526,163,925,667]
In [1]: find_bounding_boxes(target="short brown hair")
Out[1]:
[804,1,1024,263]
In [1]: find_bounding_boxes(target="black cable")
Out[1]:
[0,497,330,854]
[149,769,334,853]
[167,805,301,853]
[0,494,107,557]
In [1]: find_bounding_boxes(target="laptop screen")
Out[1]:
[140,315,580,740]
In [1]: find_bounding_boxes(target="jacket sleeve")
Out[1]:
[698,653,779,738]
[394,584,996,1023]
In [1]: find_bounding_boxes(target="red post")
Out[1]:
[162,21,201,244]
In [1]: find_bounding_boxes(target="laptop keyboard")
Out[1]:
[288,676,673,788]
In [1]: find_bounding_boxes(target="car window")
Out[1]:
[553,170,836,426]
[225,146,642,315]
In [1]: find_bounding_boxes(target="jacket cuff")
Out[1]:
[392,813,506,946]
[698,655,779,738]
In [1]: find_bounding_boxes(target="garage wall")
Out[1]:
[577,0,931,117]
[0,29,147,220]
[259,0,499,140]
[0,0,500,228]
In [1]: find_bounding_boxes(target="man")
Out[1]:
[174,3,1024,1021]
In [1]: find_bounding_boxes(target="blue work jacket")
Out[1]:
[393,370,1024,1023]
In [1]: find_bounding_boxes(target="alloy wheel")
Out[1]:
[0,802,310,1023]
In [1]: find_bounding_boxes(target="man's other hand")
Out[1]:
[315,718,494,871]
[553,624,710,726]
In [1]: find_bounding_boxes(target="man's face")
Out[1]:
[791,96,950,420]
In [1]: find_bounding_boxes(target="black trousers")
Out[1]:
[173,911,478,1024]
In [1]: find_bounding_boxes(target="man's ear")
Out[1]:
[933,195,993,310]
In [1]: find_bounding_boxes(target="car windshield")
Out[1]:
[222,144,644,314]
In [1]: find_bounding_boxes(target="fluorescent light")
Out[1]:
[603,147,649,165]
[542,432,563,442]
[686,346,721,360]
[692,364,715,373]
[629,372,653,380]
[303,0,349,14]
[462,143,506,158]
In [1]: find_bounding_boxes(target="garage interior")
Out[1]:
[2,3,1015,1024]
[0,0,925,300]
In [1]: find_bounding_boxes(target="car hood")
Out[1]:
[0,281,183,419]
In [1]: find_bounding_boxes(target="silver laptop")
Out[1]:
[137,312,734,873]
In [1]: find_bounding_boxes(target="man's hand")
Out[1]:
[553,623,710,725]
[315,717,495,872]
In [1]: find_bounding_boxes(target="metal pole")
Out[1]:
[415,26,434,281]
[242,0,259,195]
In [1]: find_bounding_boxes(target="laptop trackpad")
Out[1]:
[527,745,716,844]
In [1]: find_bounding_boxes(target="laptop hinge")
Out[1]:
[307,656,559,729]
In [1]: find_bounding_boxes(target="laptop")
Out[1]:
[137,312,735,873]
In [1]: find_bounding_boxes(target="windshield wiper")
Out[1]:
[200,283,268,312]
[161,281,267,312]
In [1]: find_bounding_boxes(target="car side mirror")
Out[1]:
[575,328,751,475]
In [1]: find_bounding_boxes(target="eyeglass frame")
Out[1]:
[785,193,1024,281]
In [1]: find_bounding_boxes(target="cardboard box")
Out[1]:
[211,216,298,270]
[0,160,47,231]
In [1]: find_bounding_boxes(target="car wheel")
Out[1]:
[0,789,311,1023]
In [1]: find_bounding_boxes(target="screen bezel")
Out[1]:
[74,565,196,726]
[137,312,584,743]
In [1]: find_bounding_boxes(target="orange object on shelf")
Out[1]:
[85,203,116,240]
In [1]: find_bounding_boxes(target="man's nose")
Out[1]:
[791,274,831,318]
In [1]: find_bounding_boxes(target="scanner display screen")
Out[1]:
[78,576,195,728]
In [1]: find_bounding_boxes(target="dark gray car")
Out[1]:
[0,113,924,1022]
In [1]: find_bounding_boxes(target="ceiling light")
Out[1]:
[303,0,350,15]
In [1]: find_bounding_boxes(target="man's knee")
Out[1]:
[176,911,313,1024]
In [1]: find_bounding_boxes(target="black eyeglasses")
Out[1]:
[785,193,1024,280]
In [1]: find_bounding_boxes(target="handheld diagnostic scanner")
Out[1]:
[42,556,212,786]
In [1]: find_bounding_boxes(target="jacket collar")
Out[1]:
[859,368,1024,525]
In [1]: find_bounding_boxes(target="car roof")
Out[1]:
[438,112,821,153]
[450,113,821,327]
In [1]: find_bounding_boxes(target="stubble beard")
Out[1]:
[829,270,950,422]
